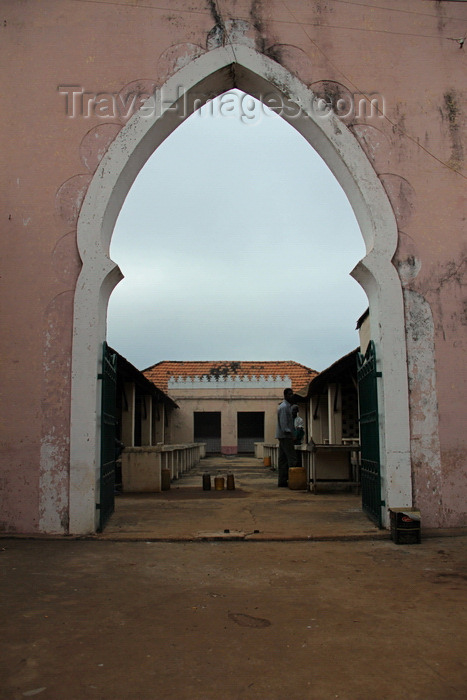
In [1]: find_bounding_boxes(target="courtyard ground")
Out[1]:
[2,457,467,699]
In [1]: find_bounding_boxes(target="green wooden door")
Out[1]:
[98,342,117,531]
[357,341,383,528]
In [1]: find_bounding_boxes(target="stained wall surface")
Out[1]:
[1,0,466,532]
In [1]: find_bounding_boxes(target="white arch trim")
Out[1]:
[70,44,412,533]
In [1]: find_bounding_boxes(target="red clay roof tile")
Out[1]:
[143,360,318,393]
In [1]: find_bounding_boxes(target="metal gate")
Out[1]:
[98,341,117,531]
[357,340,383,528]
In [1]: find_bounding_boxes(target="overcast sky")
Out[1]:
[107,90,368,373]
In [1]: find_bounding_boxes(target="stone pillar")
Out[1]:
[311,395,328,444]
[140,395,152,446]
[328,384,342,444]
[121,382,135,447]
[222,401,237,455]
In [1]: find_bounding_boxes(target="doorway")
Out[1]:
[194,412,222,454]
[237,412,264,453]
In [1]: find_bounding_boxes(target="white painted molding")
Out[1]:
[168,374,291,389]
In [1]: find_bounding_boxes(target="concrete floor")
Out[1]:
[2,457,467,699]
[103,455,384,542]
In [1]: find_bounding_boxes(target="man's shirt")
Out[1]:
[275,399,294,438]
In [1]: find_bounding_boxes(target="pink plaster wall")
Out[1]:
[1,0,466,531]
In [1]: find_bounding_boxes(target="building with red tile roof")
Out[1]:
[142,360,318,455]
[143,360,317,394]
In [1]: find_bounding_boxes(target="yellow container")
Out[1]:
[214,476,225,491]
[288,467,307,490]
[263,456,271,467]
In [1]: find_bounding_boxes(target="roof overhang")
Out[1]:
[110,347,178,409]
[295,349,359,400]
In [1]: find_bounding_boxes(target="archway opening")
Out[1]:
[106,89,367,521]
[71,47,411,534]
[107,89,367,371]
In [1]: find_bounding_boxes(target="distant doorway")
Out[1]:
[194,412,221,453]
[237,412,265,453]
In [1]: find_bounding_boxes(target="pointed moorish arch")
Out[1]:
[70,44,412,533]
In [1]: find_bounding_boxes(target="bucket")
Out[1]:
[288,467,307,490]
[161,468,171,491]
[226,473,235,490]
[263,456,271,468]
[214,476,225,491]
[202,473,211,491]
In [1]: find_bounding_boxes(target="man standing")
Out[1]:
[292,405,305,444]
[275,387,297,487]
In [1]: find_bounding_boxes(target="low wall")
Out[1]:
[254,442,264,458]
[262,442,307,469]
[122,443,205,493]
[262,443,280,469]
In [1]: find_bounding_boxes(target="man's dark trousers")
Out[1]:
[278,437,297,486]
